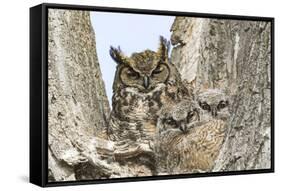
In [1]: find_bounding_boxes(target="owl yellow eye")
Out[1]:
[217,100,228,110]
[199,102,211,111]
[166,118,177,126]
[152,64,164,75]
[188,111,195,117]
[126,68,139,79]
[187,111,198,122]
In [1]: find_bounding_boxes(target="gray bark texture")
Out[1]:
[48,9,112,181]
[47,9,155,182]
[170,17,271,171]
[47,10,272,182]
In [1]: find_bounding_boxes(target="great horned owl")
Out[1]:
[107,36,188,174]
[197,89,230,122]
[156,90,230,174]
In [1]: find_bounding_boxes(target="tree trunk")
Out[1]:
[48,9,112,181]
[170,17,271,171]
[47,11,271,181]
[47,9,156,182]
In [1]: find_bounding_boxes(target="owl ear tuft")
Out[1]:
[109,46,128,65]
[157,36,170,63]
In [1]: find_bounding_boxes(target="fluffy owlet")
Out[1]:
[156,89,230,174]
[107,36,188,175]
[197,89,230,122]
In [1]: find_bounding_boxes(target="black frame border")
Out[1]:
[30,3,275,187]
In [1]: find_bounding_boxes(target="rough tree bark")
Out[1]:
[47,11,271,181]
[170,17,271,171]
[48,9,112,181]
[47,9,157,182]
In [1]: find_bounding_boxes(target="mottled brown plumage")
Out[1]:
[156,90,230,174]
[108,36,188,175]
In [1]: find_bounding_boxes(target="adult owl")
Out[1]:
[156,89,230,175]
[107,36,188,174]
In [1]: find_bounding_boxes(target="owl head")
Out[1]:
[157,99,201,134]
[196,89,230,121]
[110,36,173,93]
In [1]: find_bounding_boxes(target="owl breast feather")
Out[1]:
[114,84,166,121]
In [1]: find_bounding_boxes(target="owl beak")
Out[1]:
[211,107,218,117]
[179,124,188,133]
[143,76,150,89]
